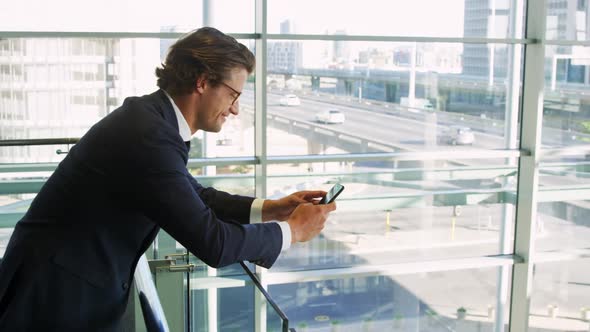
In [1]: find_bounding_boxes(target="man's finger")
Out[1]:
[300,190,327,200]
[325,202,337,212]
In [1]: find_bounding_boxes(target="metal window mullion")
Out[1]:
[544,39,590,46]
[265,33,534,44]
[509,2,546,332]
[203,0,213,27]
[254,0,268,205]
[266,149,525,164]
[497,1,525,331]
[0,31,260,40]
[254,1,269,332]
[0,31,533,44]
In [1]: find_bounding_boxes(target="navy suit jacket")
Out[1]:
[0,90,283,330]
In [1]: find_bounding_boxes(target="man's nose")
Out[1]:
[230,100,239,115]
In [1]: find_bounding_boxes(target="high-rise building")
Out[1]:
[280,20,296,35]
[0,38,159,163]
[545,0,590,84]
[268,20,302,73]
[462,0,589,84]
[462,0,511,79]
[332,29,350,63]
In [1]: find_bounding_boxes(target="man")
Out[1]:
[0,27,336,330]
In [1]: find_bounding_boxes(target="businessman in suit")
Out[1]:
[0,27,336,330]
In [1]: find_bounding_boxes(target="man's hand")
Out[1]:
[286,202,336,243]
[262,190,326,222]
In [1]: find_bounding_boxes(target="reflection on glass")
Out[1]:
[536,161,590,254]
[185,166,255,197]
[269,267,511,331]
[266,41,523,155]
[266,166,517,271]
[532,159,590,330]
[536,196,590,253]
[530,260,590,331]
[189,262,288,332]
[190,285,255,332]
[544,45,590,148]
[266,301,284,332]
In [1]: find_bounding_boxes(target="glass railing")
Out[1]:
[240,262,294,332]
[148,246,294,332]
[3,144,590,332]
[265,265,513,332]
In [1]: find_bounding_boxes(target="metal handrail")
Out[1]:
[239,262,293,332]
[0,138,80,147]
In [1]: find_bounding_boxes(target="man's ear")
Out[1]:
[195,74,208,93]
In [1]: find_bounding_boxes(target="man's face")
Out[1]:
[197,67,247,133]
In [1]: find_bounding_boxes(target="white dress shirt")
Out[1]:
[163,90,291,251]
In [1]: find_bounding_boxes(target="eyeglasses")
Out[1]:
[219,81,242,106]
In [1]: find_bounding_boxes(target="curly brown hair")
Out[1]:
[155,27,255,96]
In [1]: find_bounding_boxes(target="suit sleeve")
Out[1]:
[136,174,281,268]
[186,174,254,225]
[127,124,282,268]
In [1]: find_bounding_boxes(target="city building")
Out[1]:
[0,37,159,163]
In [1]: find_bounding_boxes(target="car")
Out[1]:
[279,94,301,106]
[315,110,345,124]
[439,126,475,145]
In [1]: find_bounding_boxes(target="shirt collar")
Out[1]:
[162,90,192,142]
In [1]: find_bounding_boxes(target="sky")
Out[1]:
[0,0,465,37]
[266,0,465,37]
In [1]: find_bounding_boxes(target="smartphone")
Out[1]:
[319,183,345,204]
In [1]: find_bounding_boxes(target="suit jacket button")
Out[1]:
[122,282,129,290]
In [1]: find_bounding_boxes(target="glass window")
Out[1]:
[269,267,512,331]
[544,45,590,148]
[0,0,203,33]
[546,0,590,41]
[205,0,255,33]
[529,259,590,331]
[268,0,521,38]
[190,285,255,332]
[267,162,518,271]
[190,40,255,159]
[0,144,69,164]
[536,196,590,254]
[0,0,255,33]
[266,41,523,155]
[531,148,590,330]
[0,38,162,146]
[537,154,590,253]
[190,166,255,197]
